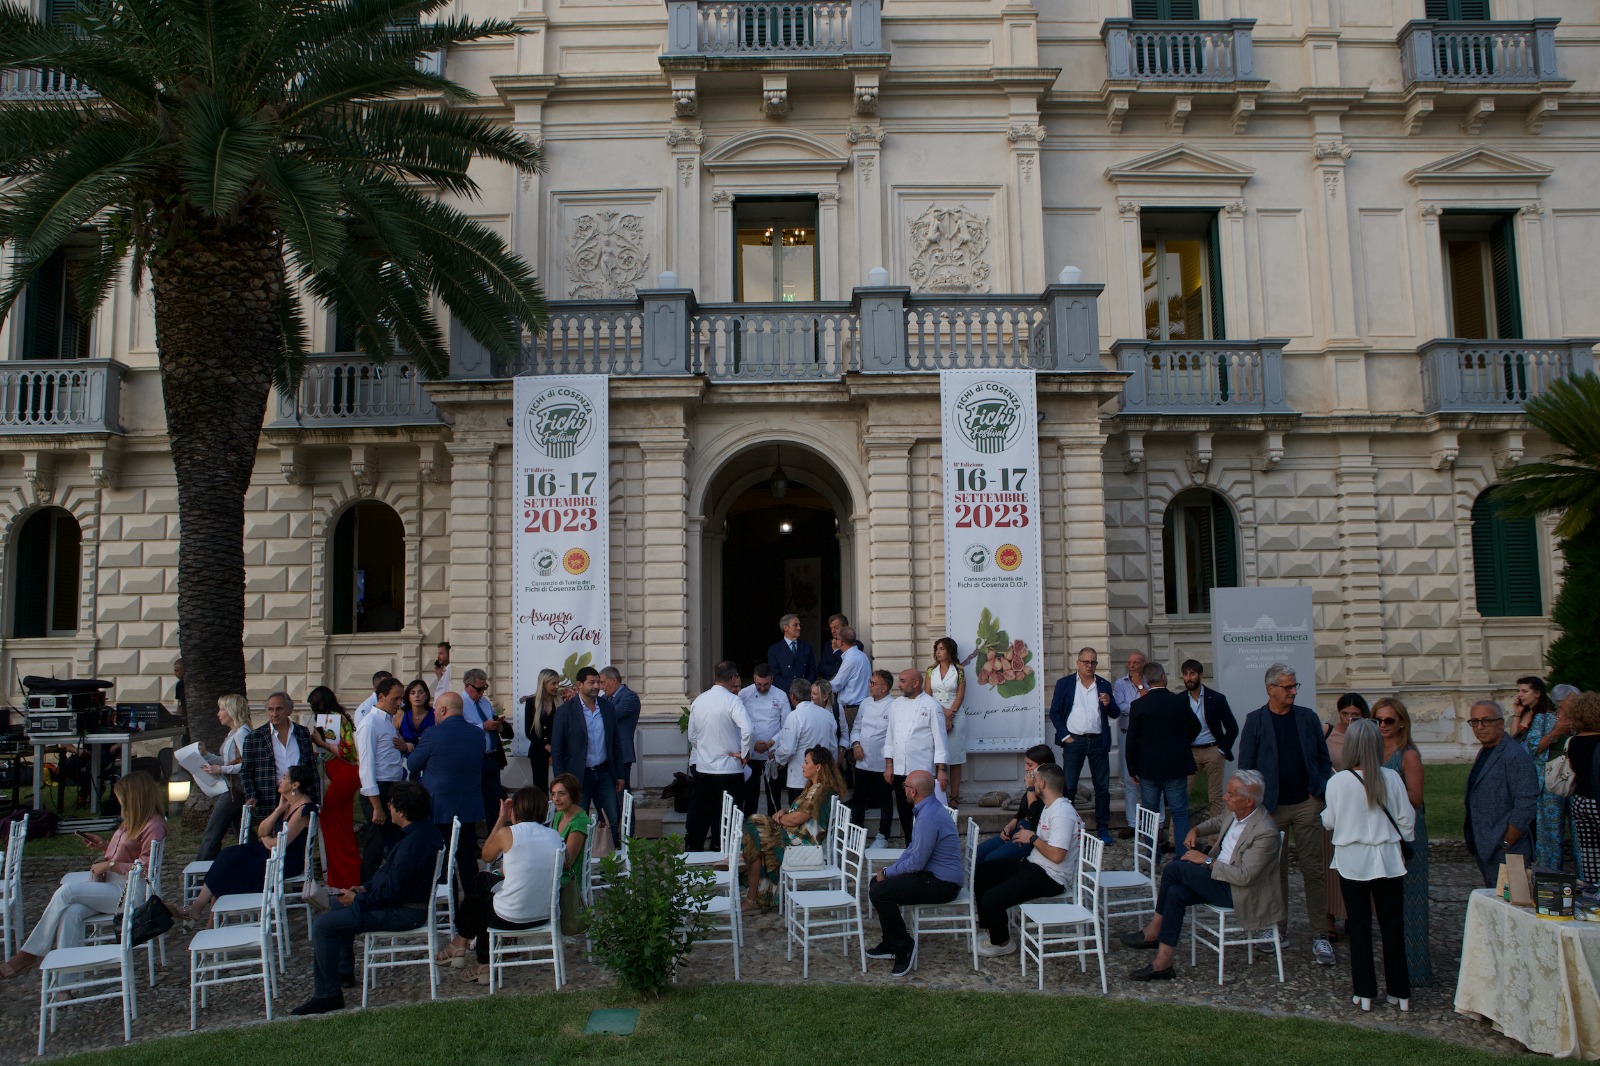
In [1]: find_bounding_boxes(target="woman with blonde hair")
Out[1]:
[197,693,253,861]
[522,668,561,788]
[1373,695,1431,985]
[0,771,167,979]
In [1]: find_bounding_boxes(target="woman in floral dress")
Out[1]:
[740,745,846,911]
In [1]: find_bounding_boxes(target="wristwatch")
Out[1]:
[1204,856,1214,867]
[1501,839,1513,851]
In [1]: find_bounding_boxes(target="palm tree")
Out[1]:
[1493,372,1600,689]
[0,0,545,748]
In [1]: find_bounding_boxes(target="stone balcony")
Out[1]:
[0,359,124,436]
[1099,20,1266,132]
[0,69,96,101]
[1113,339,1291,417]
[1419,338,1595,416]
[662,0,883,61]
[1398,19,1562,88]
[271,355,443,429]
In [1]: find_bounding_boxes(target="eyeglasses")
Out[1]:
[467,683,487,693]
[1271,683,1301,691]
[1375,717,1399,726]
[1078,659,1098,666]
[1469,717,1503,727]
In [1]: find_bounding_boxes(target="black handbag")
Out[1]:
[125,894,175,947]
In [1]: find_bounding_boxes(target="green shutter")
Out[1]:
[23,253,64,360]
[1427,0,1491,17]
[1132,0,1162,18]
[44,0,76,24]
[49,514,79,633]
[1211,494,1239,589]
[1161,506,1178,615]
[1135,0,1198,17]
[1206,212,1225,342]
[1473,493,1542,617]
[331,508,356,634]
[1489,214,1522,340]
[12,511,51,638]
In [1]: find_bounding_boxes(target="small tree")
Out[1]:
[586,836,714,997]
[1545,524,1600,691]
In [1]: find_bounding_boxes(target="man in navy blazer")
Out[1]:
[1048,646,1119,843]
[1236,662,1336,964]
[405,691,485,901]
[767,613,817,695]
[1125,662,1201,851]
[551,666,626,846]
[600,665,642,789]
[1463,698,1538,886]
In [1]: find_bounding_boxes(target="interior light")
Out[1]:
[778,520,793,535]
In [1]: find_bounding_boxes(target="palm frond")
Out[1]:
[259,152,346,274]
[1493,374,1600,538]
[178,91,276,218]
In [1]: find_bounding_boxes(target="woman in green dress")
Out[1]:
[740,745,846,912]
[1373,696,1432,986]
[551,773,592,934]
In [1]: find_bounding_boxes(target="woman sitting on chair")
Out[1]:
[445,786,565,984]
[740,745,846,913]
[178,764,318,921]
[550,773,591,935]
[0,771,167,979]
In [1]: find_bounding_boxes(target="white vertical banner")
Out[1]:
[511,375,611,757]
[940,369,1044,752]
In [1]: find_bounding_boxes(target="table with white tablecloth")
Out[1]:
[1455,888,1600,1058]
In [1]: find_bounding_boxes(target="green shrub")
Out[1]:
[586,835,715,997]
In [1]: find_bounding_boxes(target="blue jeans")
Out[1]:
[311,899,428,999]
[1060,733,1111,831]
[1155,857,1231,947]
[583,764,622,848]
[976,836,1031,867]
[1140,777,1191,854]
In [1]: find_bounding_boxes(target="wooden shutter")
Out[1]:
[44,0,77,24]
[1211,493,1239,590]
[1161,505,1179,615]
[1472,493,1542,617]
[12,511,51,638]
[1132,0,1162,18]
[24,253,65,360]
[1427,0,1491,17]
[1206,212,1225,341]
[331,508,356,634]
[49,514,79,633]
[1134,0,1197,19]
[1488,214,1522,339]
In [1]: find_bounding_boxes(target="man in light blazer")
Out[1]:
[1121,769,1284,980]
[767,613,817,696]
[599,665,641,790]
[551,666,626,846]
[406,691,485,901]
[1463,698,1538,886]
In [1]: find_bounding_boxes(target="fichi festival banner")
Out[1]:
[940,369,1044,752]
[511,375,611,757]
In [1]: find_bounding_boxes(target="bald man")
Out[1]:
[866,769,963,977]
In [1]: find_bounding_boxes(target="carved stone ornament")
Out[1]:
[846,125,886,145]
[1520,201,1544,217]
[678,157,696,189]
[665,128,704,147]
[817,190,839,204]
[907,204,991,294]
[566,211,651,300]
[1223,201,1246,217]
[710,191,734,204]
[854,84,878,114]
[1117,200,1141,217]
[1418,203,1443,220]
[1313,140,1353,161]
[673,87,697,117]
[859,156,876,184]
[1323,170,1341,201]
[762,87,790,116]
[1007,123,1046,144]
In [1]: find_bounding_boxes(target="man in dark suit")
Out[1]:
[551,666,626,846]
[1047,646,1119,843]
[599,665,642,791]
[406,691,485,902]
[242,691,321,807]
[1179,659,1240,820]
[1125,661,1201,852]
[767,613,817,695]
[1463,698,1538,886]
[1237,662,1336,966]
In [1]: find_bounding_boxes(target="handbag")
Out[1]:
[591,817,616,860]
[1353,771,1414,863]
[126,894,175,947]
[1546,752,1577,798]
[780,844,825,871]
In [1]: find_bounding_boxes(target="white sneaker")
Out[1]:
[871,834,887,850]
[1313,936,1336,966]
[976,939,1017,957]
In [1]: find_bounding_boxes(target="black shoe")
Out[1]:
[1120,931,1159,950]
[1130,963,1175,982]
[891,949,914,977]
[865,941,896,960]
[290,995,346,1016]
[340,973,356,989]
[1117,826,1135,840]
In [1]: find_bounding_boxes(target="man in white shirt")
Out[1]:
[685,661,753,850]
[883,669,948,844]
[771,686,839,803]
[740,663,788,815]
[849,670,897,846]
[1180,658,1239,821]
[432,642,452,697]
[353,670,394,728]
[1047,647,1118,844]
[1110,651,1148,839]
[831,627,871,730]
[356,677,408,878]
[974,763,1080,954]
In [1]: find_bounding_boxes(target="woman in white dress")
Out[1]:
[929,637,968,805]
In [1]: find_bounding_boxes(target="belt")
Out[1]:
[1192,743,1216,749]
[1068,731,1100,739]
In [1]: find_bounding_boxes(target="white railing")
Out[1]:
[1420,339,1594,413]
[663,0,882,56]
[1399,19,1561,85]
[275,356,441,427]
[1116,340,1289,415]
[0,69,97,101]
[513,304,648,377]
[0,359,122,434]
[1102,19,1257,83]
[693,305,858,380]
[904,299,1052,370]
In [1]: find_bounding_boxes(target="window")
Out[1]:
[1471,491,1541,617]
[20,249,91,360]
[1132,0,1198,17]
[1141,211,1224,342]
[1442,212,1520,340]
[735,198,818,303]
[1163,489,1239,616]
[1425,0,1489,19]
[330,502,405,634]
[12,508,80,637]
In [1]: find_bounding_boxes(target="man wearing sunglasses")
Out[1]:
[1237,662,1335,967]
[1462,699,1538,887]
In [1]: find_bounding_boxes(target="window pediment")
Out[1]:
[1406,146,1553,187]
[702,129,850,175]
[1105,144,1254,194]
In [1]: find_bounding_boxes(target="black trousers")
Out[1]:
[869,871,961,954]
[739,761,769,816]
[456,870,546,963]
[1155,857,1232,948]
[976,855,1065,945]
[890,775,916,844]
[685,771,743,851]
[479,756,504,835]
[1341,875,1409,1000]
[359,781,402,882]
[437,820,480,903]
[848,768,895,838]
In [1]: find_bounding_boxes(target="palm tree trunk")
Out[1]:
[149,210,284,752]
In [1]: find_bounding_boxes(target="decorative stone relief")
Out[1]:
[817,190,839,205]
[664,128,704,147]
[1117,200,1140,217]
[710,191,734,204]
[761,86,790,116]
[1019,155,1035,183]
[907,205,991,294]
[854,84,878,113]
[1418,203,1443,220]
[677,158,696,189]
[1007,123,1046,145]
[566,211,650,299]
[1313,140,1353,161]
[1520,201,1544,217]
[846,125,886,145]
[673,87,697,117]
[1223,201,1246,217]
[859,156,876,184]
[1322,171,1341,201]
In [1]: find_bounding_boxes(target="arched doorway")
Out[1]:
[700,443,856,682]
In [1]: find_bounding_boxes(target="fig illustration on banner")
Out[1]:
[974,607,1035,698]
[561,650,593,683]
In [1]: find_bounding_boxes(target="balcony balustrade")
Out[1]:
[1102,19,1258,84]
[0,359,123,435]
[273,355,442,428]
[1115,339,1290,416]
[1419,339,1594,414]
[1398,19,1561,87]
[663,0,883,58]
[0,69,97,101]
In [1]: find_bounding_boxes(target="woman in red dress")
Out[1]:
[308,685,362,888]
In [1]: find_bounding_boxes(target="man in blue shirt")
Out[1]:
[866,769,962,976]
[551,665,626,847]
[292,783,443,1015]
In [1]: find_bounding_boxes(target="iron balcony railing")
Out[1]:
[1115,339,1291,415]
[1398,19,1561,86]
[1419,339,1595,414]
[0,359,124,434]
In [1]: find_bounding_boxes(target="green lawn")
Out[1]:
[58,985,1537,1066]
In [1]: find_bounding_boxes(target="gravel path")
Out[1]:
[0,841,1533,1063]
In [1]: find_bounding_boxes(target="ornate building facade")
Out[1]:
[0,0,1594,786]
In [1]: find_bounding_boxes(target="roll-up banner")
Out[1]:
[511,375,611,757]
[940,369,1044,752]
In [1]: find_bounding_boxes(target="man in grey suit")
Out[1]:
[600,666,641,790]
[1463,698,1538,886]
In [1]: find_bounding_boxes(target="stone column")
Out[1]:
[1116,201,1144,338]
[637,433,692,706]
[1056,432,1111,658]
[443,439,500,670]
[1311,140,1358,342]
[1336,437,1391,689]
[849,125,886,283]
[818,190,842,299]
[711,191,735,301]
[1220,200,1251,339]
[667,127,705,292]
[1008,122,1047,292]
[1418,204,1447,340]
[861,432,918,668]
[1516,201,1552,338]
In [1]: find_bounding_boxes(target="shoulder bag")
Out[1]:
[1352,770,1414,862]
[1546,751,1577,798]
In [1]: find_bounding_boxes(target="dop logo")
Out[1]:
[995,544,1022,571]
[563,548,591,575]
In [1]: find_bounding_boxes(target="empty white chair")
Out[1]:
[37,862,143,1055]
[1019,831,1107,993]
[1093,804,1160,943]
[488,859,564,992]
[433,817,462,939]
[183,811,253,907]
[785,821,867,978]
[281,809,320,941]
[1189,832,1286,985]
[360,844,445,1007]
[188,862,278,1029]
[906,818,981,971]
[210,838,291,973]
[690,813,743,978]
[1,816,27,957]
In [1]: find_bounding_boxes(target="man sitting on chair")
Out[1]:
[293,782,443,1015]
[974,763,1080,957]
[1120,768,1283,981]
[866,769,962,978]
